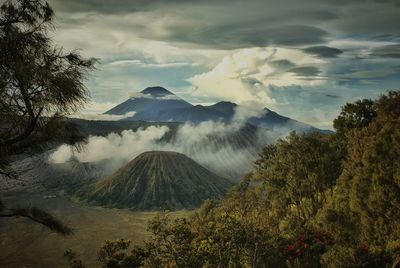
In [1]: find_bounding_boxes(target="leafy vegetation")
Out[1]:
[72,91,399,267]
[0,0,96,166]
[0,0,95,234]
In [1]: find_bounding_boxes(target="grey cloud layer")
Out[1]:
[303,46,343,58]
[288,67,321,77]
[371,44,400,58]
[48,0,400,48]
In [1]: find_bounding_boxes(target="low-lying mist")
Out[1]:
[49,103,284,180]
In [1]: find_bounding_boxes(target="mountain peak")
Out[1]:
[86,151,232,210]
[141,86,173,97]
[207,101,237,115]
[213,101,237,107]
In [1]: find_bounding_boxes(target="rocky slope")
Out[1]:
[84,151,233,210]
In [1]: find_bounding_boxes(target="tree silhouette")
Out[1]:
[0,0,96,235]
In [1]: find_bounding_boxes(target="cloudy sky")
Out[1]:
[46,0,400,129]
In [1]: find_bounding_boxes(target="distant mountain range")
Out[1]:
[4,87,331,195]
[105,86,327,132]
[81,151,233,210]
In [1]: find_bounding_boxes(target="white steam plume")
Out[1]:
[233,101,267,122]
[49,104,285,180]
[49,126,169,165]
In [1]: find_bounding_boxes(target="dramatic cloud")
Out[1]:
[158,24,328,49]
[268,59,296,70]
[288,66,321,77]
[49,0,400,49]
[49,0,400,45]
[370,44,400,58]
[187,47,325,104]
[303,46,343,58]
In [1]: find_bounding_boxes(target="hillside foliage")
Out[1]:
[74,91,400,268]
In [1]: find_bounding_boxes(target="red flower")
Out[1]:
[358,242,369,253]
[284,245,295,252]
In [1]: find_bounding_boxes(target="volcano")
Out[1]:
[104,86,192,117]
[104,86,327,132]
[85,151,233,210]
